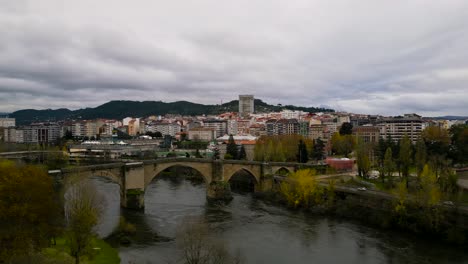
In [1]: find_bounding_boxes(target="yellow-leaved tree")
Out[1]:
[418,165,441,207]
[279,169,323,208]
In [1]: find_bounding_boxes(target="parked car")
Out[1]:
[357,187,367,191]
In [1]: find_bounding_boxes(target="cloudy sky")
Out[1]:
[1,0,467,116]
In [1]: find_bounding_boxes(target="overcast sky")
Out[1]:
[1,0,467,116]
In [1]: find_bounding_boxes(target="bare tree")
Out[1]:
[64,178,105,264]
[176,218,243,264]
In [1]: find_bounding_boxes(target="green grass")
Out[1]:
[44,237,120,264]
[91,239,120,264]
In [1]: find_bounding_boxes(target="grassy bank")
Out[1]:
[43,237,120,264]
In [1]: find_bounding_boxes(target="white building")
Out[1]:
[227,119,238,135]
[280,110,308,119]
[0,118,15,128]
[3,127,23,143]
[146,121,181,137]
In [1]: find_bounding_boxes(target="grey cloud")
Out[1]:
[0,0,467,115]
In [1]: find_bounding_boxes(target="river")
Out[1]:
[90,175,468,264]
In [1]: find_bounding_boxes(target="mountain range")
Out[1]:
[10,99,334,125]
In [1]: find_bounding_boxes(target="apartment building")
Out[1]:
[3,127,23,143]
[0,118,15,128]
[146,121,181,137]
[188,127,216,141]
[248,124,266,137]
[6,123,62,144]
[202,119,227,138]
[265,119,299,136]
[309,124,327,141]
[227,119,238,135]
[377,114,423,143]
[352,126,380,143]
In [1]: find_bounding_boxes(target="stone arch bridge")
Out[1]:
[49,158,327,209]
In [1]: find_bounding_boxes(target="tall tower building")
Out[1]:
[239,95,254,116]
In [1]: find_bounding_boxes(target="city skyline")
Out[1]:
[1,1,468,116]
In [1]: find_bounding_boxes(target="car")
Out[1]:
[443,201,454,206]
[357,187,367,191]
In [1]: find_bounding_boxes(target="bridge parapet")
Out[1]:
[60,162,124,174]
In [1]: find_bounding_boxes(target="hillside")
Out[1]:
[10,99,334,125]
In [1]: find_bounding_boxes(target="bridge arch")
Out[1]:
[60,169,125,207]
[62,169,123,188]
[144,162,212,190]
[224,167,259,184]
[225,168,259,192]
[273,167,292,176]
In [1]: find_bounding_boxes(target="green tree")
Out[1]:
[422,126,451,154]
[341,135,355,158]
[331,133,354,157]
[238,145,247,160]
[0,161,60,262]
[296,139,308,163]
[393,180,409,226]
[399,135,412,187]
[311,138,325,160]
[64,179,104,264]
[417,165,441,207]
[264,140,274,162]
[414,138,427,177]
[449,124,468,165]
[356,140,371,178]
[253,141,264,161]
[275,142,286,162]
[330,132,342,155]
[375,138,387,167]
[339,122,353,135]
[422,126,451,178]
[383,147,395,185]
[226,134,238,160]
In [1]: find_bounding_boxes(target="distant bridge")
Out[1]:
[48,158,327,209]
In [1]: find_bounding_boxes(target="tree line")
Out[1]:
[252,135,325,163]
[356,124,467,188]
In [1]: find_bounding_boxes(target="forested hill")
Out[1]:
[10,99,334,125]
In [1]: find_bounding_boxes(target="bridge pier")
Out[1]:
[207,160,233,201]
[121,162,146,210]
[207,181,233,201]
[122,189,145,210]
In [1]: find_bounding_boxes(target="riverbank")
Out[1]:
[43,237,120,264]
[257,183,468,245]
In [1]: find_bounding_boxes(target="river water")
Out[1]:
[91,176,468,264]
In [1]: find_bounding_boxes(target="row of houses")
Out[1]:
[3,123,62,144]
[2,111,463,145]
